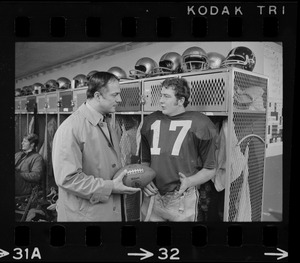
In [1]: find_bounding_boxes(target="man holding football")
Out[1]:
[140,77,217,221]
[52,72,139,221]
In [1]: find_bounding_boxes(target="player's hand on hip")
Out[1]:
[143,181,158,197]
[177,172,191,196]
[112,169,140,195]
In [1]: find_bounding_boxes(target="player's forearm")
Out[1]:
[187,168,216,188]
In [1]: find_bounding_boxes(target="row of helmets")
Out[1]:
[15,46,256,97]
[15,73,93,97]
[105,45,255,80]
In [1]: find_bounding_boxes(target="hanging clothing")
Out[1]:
[235,144,252,221]
[28,116,35,134]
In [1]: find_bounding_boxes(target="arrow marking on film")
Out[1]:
[128,248,153,260]
[0,249,9,259]
[264,248,288,260]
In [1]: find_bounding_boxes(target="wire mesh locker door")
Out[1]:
[225,69,268,222]
[184,72,228,112]
[116,81,141,112]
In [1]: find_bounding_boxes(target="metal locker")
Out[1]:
[46,92,58,113]
[73,87,87,110]
[116,80,141,112]
[58,90,74,112]
[36,94,47,113]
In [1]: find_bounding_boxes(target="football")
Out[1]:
[113,164,156,188]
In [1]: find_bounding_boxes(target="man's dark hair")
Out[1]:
[161,77,191,107]
[86,71,118,99]
[24,133,39,148]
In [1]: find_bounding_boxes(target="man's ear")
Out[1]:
[178,97,185,106]
[94,91,101,99]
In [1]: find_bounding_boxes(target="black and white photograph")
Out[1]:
[14,41,283,223]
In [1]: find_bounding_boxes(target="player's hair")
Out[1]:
[24,133,39,148]
[86,71,118,99]
[161,77,190,107]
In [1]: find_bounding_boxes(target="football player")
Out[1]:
[140,77,217,221]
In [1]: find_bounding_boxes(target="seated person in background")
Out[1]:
[15,133,44,196]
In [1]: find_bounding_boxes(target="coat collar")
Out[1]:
[79,102,105,126]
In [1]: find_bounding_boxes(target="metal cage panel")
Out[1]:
[59,90,73,112]
[73,88,87,110]
[37,94,47,113]
[15,98,21,112]
[185,73,228,112]
[19,98,27,112]
[143,72,228,112]
[46,93,58,112]
[116,82,141,112]
[143,80,162,111]
[226,69,268,222]
[233,71,268,111]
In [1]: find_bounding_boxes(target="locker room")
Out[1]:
[14,42,283,222]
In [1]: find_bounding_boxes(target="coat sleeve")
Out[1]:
[52,123,114,203]
[19,154,44,183]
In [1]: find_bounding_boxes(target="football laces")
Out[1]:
[127,168,144,175]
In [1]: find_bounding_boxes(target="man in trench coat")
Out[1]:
[52,72,139,221]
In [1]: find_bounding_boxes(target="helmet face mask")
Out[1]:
[152,52,182,76]
[129,57,158,79]
[57,77,71,89]
[45,80,59,92]
[182,47,209,72]
[182,57,209,72]
[221,46,256,71]
[73,74,88,88]
[32,83,44,94]
[15,88,21,97]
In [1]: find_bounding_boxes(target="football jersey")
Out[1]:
[141,111,217,194]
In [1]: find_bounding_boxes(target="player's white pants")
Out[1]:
[141,186,199,222]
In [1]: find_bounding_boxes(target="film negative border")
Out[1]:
[0,2,294,40]
[0,1,297,262]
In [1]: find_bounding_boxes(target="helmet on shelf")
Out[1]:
[86,70,99,81]
[129,57,158,79]
[15,88,22,97]
[108,66,130,81]
[221,46,256,71]
[152,52,182,76]
[57,77,71,89]
[24,85,34,95]
[45,80,59,92]
[207,52,225,69]
[182,46,209,72]
[73,74,88,88]
[32,83,45,94]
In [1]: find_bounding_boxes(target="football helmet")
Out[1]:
[45,80,59,92]
[15,88,21,97]
[32,83,44,94]
[73,74,88,88]
[182,46,209,72]
[152,52,182,76]
[129,57,158,79]
[108,66,129,80]
[57,77,71,89]
[20,86,28,96]
[221,46,256,71]
[86,70,99,80]
[207,52,225,69]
